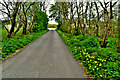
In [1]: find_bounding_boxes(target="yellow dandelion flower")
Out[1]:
[88,56,90,58]
[94,61,97,63]
[95,66,96,68]
[89,67,91,69]
[87,58,89,60]
[84,49,86,52]
[100,75,102,77]
[97,68,99,70]
[99,63,102,66]
[83,52,85,54]
[104,60,106,62]
[102,60,104,62]
[93,69,95,70]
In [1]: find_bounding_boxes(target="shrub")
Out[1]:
[2,30,48,59]
[57,30,120,79]
[33,10,48,31]
[107,36,118,52]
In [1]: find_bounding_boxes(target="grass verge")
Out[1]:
[57,30,120,79]
[2,30,49,60]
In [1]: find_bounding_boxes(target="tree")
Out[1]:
[98,0,119,48]
[32,2,48,32]
[118,0,120,52]
[21,2,35,35]
[49,3,62,29]
[69,2,76,33]
[0,0,21,38]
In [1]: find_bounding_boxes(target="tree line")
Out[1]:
[49,0,119,51]
[0,0,49,38]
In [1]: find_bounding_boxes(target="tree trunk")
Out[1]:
[118,1,120,52]
[94,2,100,42]
[89,2,92,36]
[23,21,27,35]
[76,2,80,36]
[109,1,119,50]
[14,24,22,35]
[7,17,16,38]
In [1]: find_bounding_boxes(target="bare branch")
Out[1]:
[112,0,119,7]
[26,2,35,12]
[3,0,11,16]
[98,0,105,9]
[0,9,9,15]
[2,24,10,33]
[0,2,6,7]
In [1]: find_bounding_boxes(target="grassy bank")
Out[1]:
[57,30,120,79]
[2,30,49,60]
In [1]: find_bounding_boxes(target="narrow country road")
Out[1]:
[2,30,85,78]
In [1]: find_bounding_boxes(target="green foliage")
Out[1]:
[2,30,48,59]
[107,36,118,52]
[32,22,43,32]
[2,29,23,42]
[33,10,49,32]
[49,4,61,28]
[57,30,120,79]
[72,28,77,35]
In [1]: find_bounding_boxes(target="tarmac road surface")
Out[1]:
[2,30,86,78]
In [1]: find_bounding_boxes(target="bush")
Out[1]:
[107,36,118,52]
[32,22,44,32]
[57,30,120,79]
[2,30,48,59]
[33,10,49,32]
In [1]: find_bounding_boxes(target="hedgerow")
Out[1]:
[57,30,120,79]
[2,30,48,60]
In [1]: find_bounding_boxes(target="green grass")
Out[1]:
[2,29,23,42]
[57,30,120,79]
[2,29,49,60]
